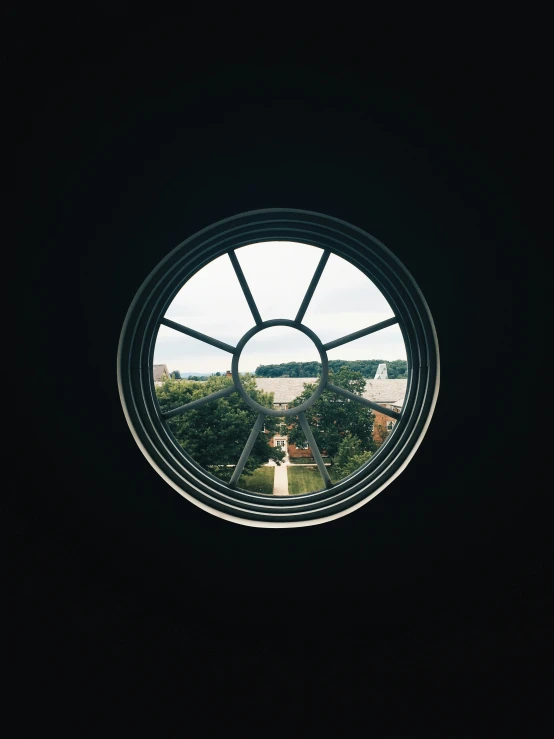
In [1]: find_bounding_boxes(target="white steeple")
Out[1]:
[374,363,388,380]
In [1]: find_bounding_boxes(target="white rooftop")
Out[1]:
[254,377,407,405]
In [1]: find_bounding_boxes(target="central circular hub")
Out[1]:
[231,320,329,417]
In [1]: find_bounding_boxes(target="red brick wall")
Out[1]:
[373,409,396,445]
[288,443,313,458]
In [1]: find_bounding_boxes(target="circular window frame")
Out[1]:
[117,209,440,528]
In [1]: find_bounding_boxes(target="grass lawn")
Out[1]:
[288,465,343,494]
[237,466,275,495]
[288,466,326,494]
[329,468,342,484]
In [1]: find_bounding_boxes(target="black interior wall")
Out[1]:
[12,22,550,731]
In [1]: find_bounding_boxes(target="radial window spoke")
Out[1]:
[295,249,331,324]
[229,413,266,487]
[228,251,263,326]
[322,317,399,352]
[298,412,332,488]
[327,383,401,420]
[161,385,236,419]
[160,317,236,354]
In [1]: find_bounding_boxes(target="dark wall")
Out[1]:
[13,22,549,732]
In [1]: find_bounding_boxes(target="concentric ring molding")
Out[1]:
[117,209,440,528]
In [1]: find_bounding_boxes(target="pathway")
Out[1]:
[265,453,290,495]
[272,462,289,496]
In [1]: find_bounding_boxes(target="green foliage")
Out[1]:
[254,361,321,377]
[287,366,377,461]
[289,456,328,465]
[385,359,409,379]
[254,359,408,378]
[332,433,373,478]
[170,370,181,379]
[374,421,390,446]
[155,375,284,477]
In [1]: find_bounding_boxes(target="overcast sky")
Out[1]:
[154,241,407,373]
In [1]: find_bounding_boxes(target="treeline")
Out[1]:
[254,359,408,379]
[170,371,209,381]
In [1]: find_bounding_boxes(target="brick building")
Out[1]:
[255,376,407,458]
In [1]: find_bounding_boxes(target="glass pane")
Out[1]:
[154,325,232,381]
[302,253,395,344]
[234,241,323,321]
[163,253,255,345]
[326,323,407,367]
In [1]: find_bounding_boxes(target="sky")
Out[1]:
[154,241,407,374]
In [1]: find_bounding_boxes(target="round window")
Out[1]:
[117,209,439,527]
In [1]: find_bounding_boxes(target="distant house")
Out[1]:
[255,377,407,457]
[153,364,169,384]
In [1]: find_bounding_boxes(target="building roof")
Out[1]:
[153,364,169,382]
[254,377,407,405]
[255,378,318,402]
[361,379,407,404]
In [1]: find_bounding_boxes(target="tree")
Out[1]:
[374,422,390,446]
[386,359,408,379]
[170,370,181,380]
[155,374,285,481]
[254,359,407,378]
[287,366,377,462]
[332,433,373,478]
